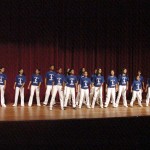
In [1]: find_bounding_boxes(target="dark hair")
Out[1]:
[35,68,40,73]
[18,68,25,75]
[79,67,85,75]
[69,69,74,75]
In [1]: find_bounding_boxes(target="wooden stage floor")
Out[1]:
[1,101,150,121]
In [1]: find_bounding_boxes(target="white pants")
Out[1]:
[64,87,76,108]
[92,86,103,108]
[79,89,90,108]
[90,86,95,105]
[14,87,24,106]
[64,86,71,104]
[28,85,40,106]
[0,85,5,106]
[105,88,116,107]
[76,85,86,105]
[139,89,142,101]
[130,91,142,106]
[116,85,127,106]
[43,85,53,105]
[50,85,64,109]
[146,87,150,106]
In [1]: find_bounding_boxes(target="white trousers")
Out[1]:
[64,86,71,104]
[14,87,24,106]
[79,89,90,108]
[105,88,116,107]
[90,86,95,104]
[130,91,142,106]
[28,85,40,106]
[50,85,64,109]
[0,85,5,106]
[116,85,127,106]
[92,86,103,108]
[146,87,150,106]
[43,85,53,105]
[64,87,76,108]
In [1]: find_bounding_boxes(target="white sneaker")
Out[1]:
[130,103,133,107]
[12,104,17,107]
[124,105,128,108]
[21,105,24,107]
[100,105,103,108]
[37,104,41,106]
[139,104,143,107]
[2,104,6,108]
[50,107,52,111]
[87,106,91,109]
[146,104,149,107]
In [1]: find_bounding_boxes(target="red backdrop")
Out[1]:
[0,0,149,103]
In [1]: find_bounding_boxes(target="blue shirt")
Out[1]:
[15,75,26,87]
[0,73,7,85]
[77,75,84,83]
[65,75,77,88]
[107,76,118,88]
[92,75,104,87]
[118,74,129,86]
[31,74,42,86]
[91,74,96,81]
[45,71,56,85]
[80,77,91,89]
[147,78,150,87]
[53,74,65,86]
[132,80,142,91]
[134,75,144,84]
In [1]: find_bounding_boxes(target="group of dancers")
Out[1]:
[0,65,150,110]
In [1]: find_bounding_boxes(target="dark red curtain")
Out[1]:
[0,0,149,103]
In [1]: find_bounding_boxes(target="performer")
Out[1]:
[28,68,42,106]
[145,78,150,106]
[76,67,85,105]
[50,68,65,110]
[90,68,97,105]
[104,70,118,108]
[64,68,72,106]
[137,70,145,101]
[43,65,56,105]
[64,69,78,109]
[130,75,143,107]
[91,68,104,108]
[79,71,91,109]
[0,67,7,107]
[13,69,26,107]
[115,68,129,107]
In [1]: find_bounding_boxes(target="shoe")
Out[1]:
[21,105,24,107]
[2,104,6,108]
[78,106,81,109]
[64,107,67,110]
[104,105,107,108]
[100,106,103,108]
[146,104,149,107]
[87,106,91,109]
[37,104,41,106]
[139,104,143,107]
[50,107,52,111]
[43,103,47,106]
[73,107,76,110]
[130,103,133,107]
[61,107,64,110]
[113,105,117,108]
[12,104,17,107]
[124,105,128,108]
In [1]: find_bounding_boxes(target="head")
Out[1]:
[49,65,54,71]
[19,68,24,75]
[97,68,102,75]
[94,69,97,74]
[69,69,74,75]
[58,68,62,74]
[110,70,115,76]
[137,70,141,76]
[35,68,40,74]
[79,67,85,75]
[0,67,5,73]
[123,68,127,74]
[84,71,88,77]
[136,75,140,81]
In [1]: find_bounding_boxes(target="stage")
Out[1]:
[1,102,150,149]
[0,102,150,121]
